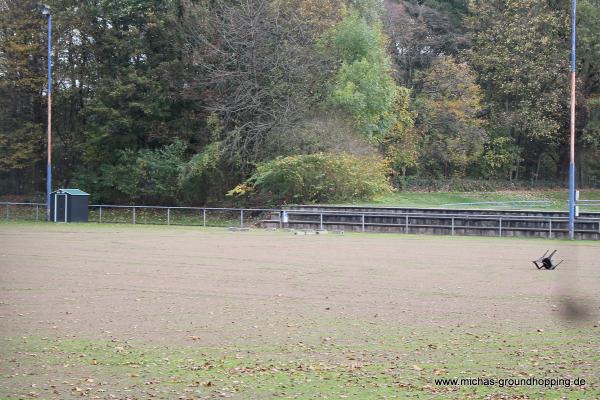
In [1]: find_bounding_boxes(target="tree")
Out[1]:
[81,0,193,161]
[575,0,600,184]
[467,0,570,180]
[381,87,417,178]
[93,140,187,204]
[478,136,523,180]
[579,0,600,148]
[383,0,469,86]
[276,0,343,33]
[0,0,47,194]
[322,11,404,140]
[182,0,331,167]
[414,56,485,177]
[72,0,202,196]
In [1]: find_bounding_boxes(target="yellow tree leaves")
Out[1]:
[416,56,486,177]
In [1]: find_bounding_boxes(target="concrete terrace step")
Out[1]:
[262,206,600,240]
[283,205,600,219]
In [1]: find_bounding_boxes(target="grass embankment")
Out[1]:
[347,190,600,211]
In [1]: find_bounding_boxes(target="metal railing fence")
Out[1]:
[1,202,599,239]
[0,202,279,229]
[441,200,553,207]
[577,200,600,207]
[279,209,600,238]
[88,204,277,228]
[1,202,45,222]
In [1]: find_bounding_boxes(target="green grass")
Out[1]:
[1,325,598,399]
[342,190,600,211]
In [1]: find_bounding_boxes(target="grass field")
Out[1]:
[1,222,599,399]
[346,190,600,211]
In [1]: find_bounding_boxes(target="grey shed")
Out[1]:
[50,189,90,222]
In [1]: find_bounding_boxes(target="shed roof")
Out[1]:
[52,188,90,196]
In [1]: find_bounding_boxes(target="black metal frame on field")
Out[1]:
[2,201,600,240]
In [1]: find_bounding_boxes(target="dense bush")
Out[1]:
[74,140,187,204]
[178,142,237,205]
[229,153,393,204]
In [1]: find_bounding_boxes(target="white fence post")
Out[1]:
[202,209,206,227]
[99,206,103,223]
[320,213,323,230]
[405,215,409,233]
[133,207,136,224]
[451,217,455,236]
[361,214,365,232]
[167,208,171,225]
[499,218,502,237]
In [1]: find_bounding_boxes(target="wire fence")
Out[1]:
[88,205,278,228]
[1,202,45,222]
[0,202,280,229]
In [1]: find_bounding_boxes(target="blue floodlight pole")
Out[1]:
[42,6,52,219]
[568,0,577,240]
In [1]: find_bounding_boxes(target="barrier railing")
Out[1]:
[88,205,277,228]
[577,200,600,207]
[0,202,45,221]
[280,209,600,238]
[0,202,278,228]
[1,202,599,239]
[441,200,552,208]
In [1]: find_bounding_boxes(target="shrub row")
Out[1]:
[229,153,394,204]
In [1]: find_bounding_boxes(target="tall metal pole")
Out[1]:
[568,0,577,240]
[45,10,53,220]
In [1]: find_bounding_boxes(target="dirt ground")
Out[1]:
[1,224,599,344]
[0,223,599,399]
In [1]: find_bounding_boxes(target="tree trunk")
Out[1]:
[555,144,569,183]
